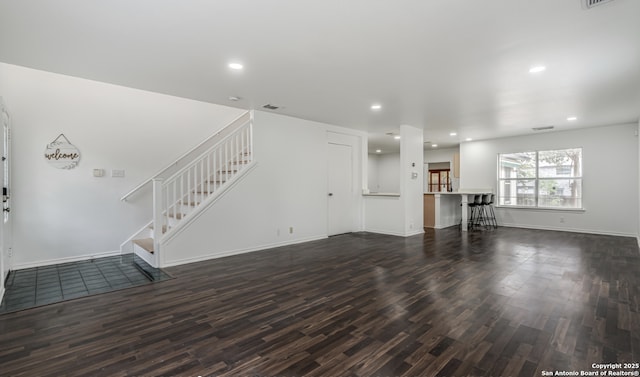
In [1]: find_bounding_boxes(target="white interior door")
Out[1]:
[1,99,11,289]
[327,142,354,236]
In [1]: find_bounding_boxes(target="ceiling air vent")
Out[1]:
[262,104,279,110]
[532,126,554,131]
[582,0,615,9]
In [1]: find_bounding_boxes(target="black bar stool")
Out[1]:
[468,194,484,229]
[481,193,498,229]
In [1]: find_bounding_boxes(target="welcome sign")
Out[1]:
[45,134,80,169]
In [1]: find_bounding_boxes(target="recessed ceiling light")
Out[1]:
[529,65,546,73]
[371,104,382,110]
[228,96,241,101]
[431,144,438,148]
[376,149,382,153]
[394,135,401,140]
[228,62,244,70]
[449,132,457,136]
[465,138,473,142]
[567,116,578,121]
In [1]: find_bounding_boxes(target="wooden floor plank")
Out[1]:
[0,227,639,376]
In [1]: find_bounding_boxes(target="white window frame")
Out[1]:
[497,148,584,210]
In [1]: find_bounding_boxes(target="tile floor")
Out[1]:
[0,254,171,314]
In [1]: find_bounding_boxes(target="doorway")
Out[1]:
[428,169,451,192]
[327,142,354,236]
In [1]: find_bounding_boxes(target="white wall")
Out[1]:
[401,125,425,235]
[424,147,459,192]
[364,125,424,236]
[363,196,405,235]
[424,147,459,164]
[461,124,639,236]
[367,153,400,193]
[162,111,365,266]
[0,63,245,268]
[367,154,379,191]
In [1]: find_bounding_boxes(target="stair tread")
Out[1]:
[133,238,154,254]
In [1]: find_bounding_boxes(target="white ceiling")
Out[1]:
[1,0,639,153]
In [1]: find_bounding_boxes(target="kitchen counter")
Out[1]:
[424,190,492,231]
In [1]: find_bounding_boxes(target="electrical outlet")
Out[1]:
[289,227,293,234]
[8,248,12,258]
[560,217,565,223]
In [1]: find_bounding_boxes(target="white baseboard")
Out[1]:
[162,235,328,268]
[363,228,406,237]
[434,222,459,229]
[364,228,425,237]
[499,223,637,238]
[12,250,122,270]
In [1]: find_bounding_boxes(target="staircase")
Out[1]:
[120,111,255,268]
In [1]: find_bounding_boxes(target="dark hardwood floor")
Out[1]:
[0,227,638,376]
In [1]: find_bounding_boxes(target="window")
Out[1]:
[498,148,582,209]
[428,169,450,192]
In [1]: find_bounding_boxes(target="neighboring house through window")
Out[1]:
[498,148,583,209]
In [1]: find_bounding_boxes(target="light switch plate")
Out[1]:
[112,169,125,178]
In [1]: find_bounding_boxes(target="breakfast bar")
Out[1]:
[424,190,493,231]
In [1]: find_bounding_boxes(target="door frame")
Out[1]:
[0,97,11,299]
[327,142,354,236]
[326,131,364,235]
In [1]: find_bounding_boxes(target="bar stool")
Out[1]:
[481,193,498,229]
[459,195,476,230]
[468,194,484,229]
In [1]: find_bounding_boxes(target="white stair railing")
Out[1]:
[120,110,252,202]
[122,110,254,267]
[154,117,253,240]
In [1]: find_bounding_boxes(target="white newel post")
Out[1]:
[152,178,164,268]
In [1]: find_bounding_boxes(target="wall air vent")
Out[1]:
[262,104,279,110]
[582,0,615,9]
[532,126,554,131]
